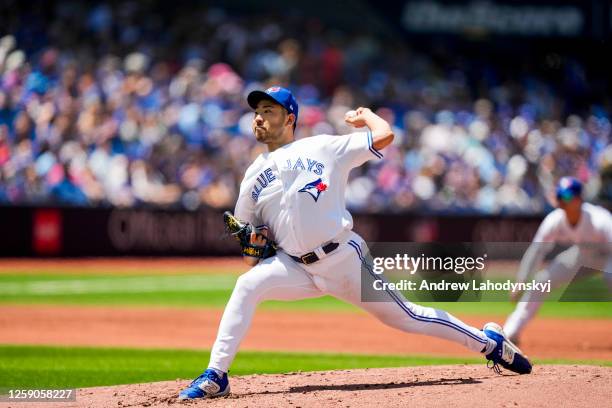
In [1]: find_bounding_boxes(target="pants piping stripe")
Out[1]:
[347,240,486,345]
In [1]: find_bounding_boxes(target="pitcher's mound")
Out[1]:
[26,365,612,408]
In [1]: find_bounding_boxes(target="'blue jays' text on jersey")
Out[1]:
[235,131,382,256]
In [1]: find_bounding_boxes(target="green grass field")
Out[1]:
[1,345,610,389]
[1,272,610,317]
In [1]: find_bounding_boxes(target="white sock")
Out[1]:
[481,338,497,355]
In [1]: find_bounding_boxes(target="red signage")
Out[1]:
[33,209,62,255]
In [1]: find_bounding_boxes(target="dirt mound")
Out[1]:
[15,365,611,408]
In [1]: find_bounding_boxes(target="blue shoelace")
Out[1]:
[486,359,502,374]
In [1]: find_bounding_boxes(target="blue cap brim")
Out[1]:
[247,90,281,110]
[557,191,578,202]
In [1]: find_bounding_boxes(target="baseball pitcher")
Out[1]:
[179,86,532,400]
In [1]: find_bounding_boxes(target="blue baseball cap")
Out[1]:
[247,86,299,124]
[556,177,582,202]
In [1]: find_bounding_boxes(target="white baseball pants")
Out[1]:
[504,245,612,340]
[208,231,491,372]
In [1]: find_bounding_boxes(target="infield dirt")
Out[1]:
[1,305,611,360]
[9,365,611,408]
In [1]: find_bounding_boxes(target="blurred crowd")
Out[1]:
[0,2,610,213]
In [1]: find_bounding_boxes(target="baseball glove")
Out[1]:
[223,211,277,259]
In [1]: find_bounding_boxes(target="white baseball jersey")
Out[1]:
[235,130,382,256]
[532,203,612,244]
[208,129,498,375]
[516,203,612,282]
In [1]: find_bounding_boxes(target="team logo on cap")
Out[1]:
[267,86,281,92]
[298,178,327,202]
[560,178,572,189]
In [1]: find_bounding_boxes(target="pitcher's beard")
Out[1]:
[254,127,280,144]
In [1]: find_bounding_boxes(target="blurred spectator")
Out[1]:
[0,2,610,214]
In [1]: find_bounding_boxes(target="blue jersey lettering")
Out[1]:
[251,167,276,202]
[264,168,276,182]
[293,158,306,171]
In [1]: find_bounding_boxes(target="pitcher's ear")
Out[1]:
[286,113,296,128]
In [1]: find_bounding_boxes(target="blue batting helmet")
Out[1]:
[556,177,582,202]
